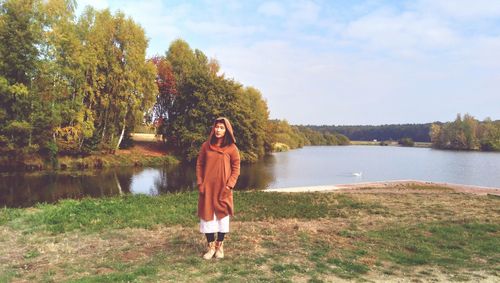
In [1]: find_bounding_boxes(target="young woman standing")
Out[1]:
[196,117,240,259]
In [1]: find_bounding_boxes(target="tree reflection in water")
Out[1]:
[0,155,277,208]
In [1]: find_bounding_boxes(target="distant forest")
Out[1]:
[305,124,432,142]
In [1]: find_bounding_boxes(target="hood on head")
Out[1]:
[208,117,236,144]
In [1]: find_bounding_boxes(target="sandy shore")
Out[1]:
[264,179,500,196]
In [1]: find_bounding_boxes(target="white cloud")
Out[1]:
[458,36,500,69]
[289,1,321,25]
[342,8,460,57]
[201,0,243,11]
[207,41,416,124]
[257,2,285,17]
[115,1,188,40]
[416,0,500,20]
[185,20,263,36]
[207,26,500,125]
[76,0,109,11]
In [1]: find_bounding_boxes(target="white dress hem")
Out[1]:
[199,213,230,233]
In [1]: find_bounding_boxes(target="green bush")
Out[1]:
[398,137,414,147]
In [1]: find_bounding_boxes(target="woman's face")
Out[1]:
[214,122,226,139]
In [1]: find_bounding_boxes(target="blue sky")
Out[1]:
[77,0,500,125]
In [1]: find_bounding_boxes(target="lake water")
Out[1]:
[1,146,499,207]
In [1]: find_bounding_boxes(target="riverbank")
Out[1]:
[350,141,432,148]
[0,134,178,172]
[57,138,178,170]
[1,183,498,282]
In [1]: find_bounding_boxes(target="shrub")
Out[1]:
[398,137,415,147]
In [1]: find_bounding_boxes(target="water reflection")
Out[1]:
[130,169,160,195]
[0,171,130,207]
[0,155,277,207]
[239,155,276,189]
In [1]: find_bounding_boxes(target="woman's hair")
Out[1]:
[210,118,234,147]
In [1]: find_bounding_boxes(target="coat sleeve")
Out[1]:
[226,146,241,189]
[196,142,207,186]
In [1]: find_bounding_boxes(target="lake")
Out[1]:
[1,145,499,207]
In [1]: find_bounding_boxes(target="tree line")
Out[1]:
[266,120,350,151]
[307,124,432,142]
[430,114,500,151]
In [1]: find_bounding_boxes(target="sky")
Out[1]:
[76,0,500,125]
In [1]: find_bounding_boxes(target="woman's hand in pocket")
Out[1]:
[221,186,231,198]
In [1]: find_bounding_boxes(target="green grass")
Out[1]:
[368,222,500,269]
[304,239,370,279]
[68,254,162,283]
[23,249,40,259]
[0,269,18,283]
[0,207,23,225]
[5,191,384,234]
[236,191,384,221]
[25,193,198,234]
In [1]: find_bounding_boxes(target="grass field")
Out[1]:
[0,184,499,282]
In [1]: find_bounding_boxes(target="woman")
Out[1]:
[196,117,240,260]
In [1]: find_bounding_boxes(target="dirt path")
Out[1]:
[117,133,168,157]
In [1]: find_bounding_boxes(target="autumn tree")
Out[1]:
[77,8,156,151]
[148,55,177,139]
[267,120,308,150]
[478,118,500,151]
[0,0,45,160]
[430,114,499,151]
[156,40,273,162]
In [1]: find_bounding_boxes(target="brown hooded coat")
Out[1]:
[196,117,241,221]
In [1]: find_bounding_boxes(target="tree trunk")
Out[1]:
[101,112,108,144]
[78,137,85,151]
[28,100,34,146]
[101,102,110,144]
[116,116,127,150]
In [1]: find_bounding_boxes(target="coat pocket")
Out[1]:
[219,187,231,200]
